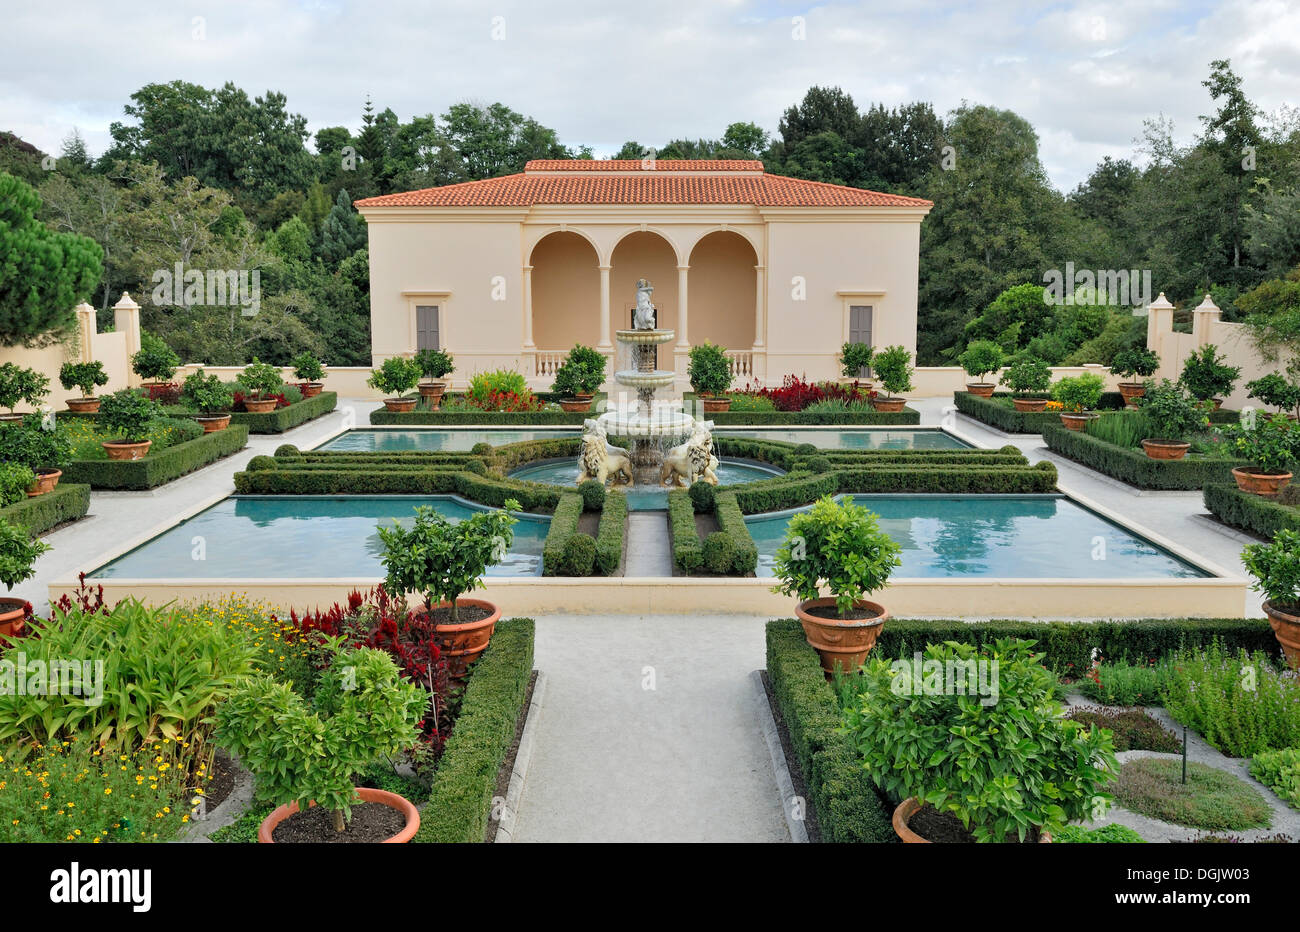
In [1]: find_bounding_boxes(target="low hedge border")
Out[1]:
[666,487,759,576]
[1042,423,1249,490]
[714,436,1023,471]
[542,493,584,575]
[668,489,703,574]
[765,620,897,843]
[415,618,534,844]
[60,425,249,490]
[595,489,627,575]
[956,390,1240,435]
[715,491,758,574]
[0,483,90,535]
[233,465,561,511]
[1203,483,1300,539]
[372,407,921,426]
[227,391,337,433]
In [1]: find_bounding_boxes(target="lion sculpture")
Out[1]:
[576,419,635,487]
[660,421,718,487]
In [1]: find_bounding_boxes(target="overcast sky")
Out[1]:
[4,0,1298,191]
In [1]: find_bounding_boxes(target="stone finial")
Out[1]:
[1147,292,1175,311]
[1193,293,1220,313]
[74,301,94,314]
[113,292,140,311]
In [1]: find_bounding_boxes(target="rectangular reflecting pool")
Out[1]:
[318,428,570,452]
[715,428,971,449]
[90,495,549,578]
[745,494,1209,579]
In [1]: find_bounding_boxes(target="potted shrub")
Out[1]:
[0,363,50,423]
[216,644,426,842]
[688,341,734,412]
[999,355,1052,411]
[1050,372,1104,430]
[770,495,901,677]
[413,348,455,408]
[290,351,327,399]
[58,361,109,413]
[839,341,874,387]
[1137,378,1209,460]
[97,388,159,460]
[0,516,49,640]
[2,417,71,495]
[180,369,234,433]
[377,499,519,677]
[1242,529,1300,669]
[958,340,1005,397]
[552,345,606,412]
[1221,413,1297,495]
[844,638,1118,842]
[1180,344,1241,409]
[870,345,913,412]
[0,463,35,508]
[236,358,284,414]
[131,332,180,389]
[1110,347,1160,406]
[1246,370,1300,421]
[368,356,422,413]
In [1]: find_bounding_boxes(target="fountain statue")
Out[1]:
[580,278,716,487]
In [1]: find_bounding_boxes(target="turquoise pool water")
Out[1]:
[319,428,568,452]
[90,496,549,578]
[508,458,785,510]
[715,428,970,449]
[745,495,1208,579]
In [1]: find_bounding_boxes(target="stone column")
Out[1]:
[1192,293,1221,348]
[1145,292,1175,381]
[113,292,142,387]
[752,264,766,348]
[522,265,535,349]
[676,265,690,347]
[598,265,612,349]
[73,302,96,363]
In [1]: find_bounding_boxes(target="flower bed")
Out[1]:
[225,390,337,433]
[1042,423,1249,490]
[0,482,90,535]
[1203,482,1300,539]
[60,425,249,490]
[60,413,203,459]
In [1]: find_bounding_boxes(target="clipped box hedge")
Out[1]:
[765,620,897,843]
[715,491,758,574]
[595,489,627,574]
[956,390,1240,435]
[234,464,562,511]
[372,405,921,427]
[667,487,759,576]
[668,489,703,574]
[1203,483,1300,539]
[1042,423,1248,490]
[416,618,534,844]
[60,425,249,491]
[228,391,337,433]
[542,493,584,575]
[0,483,90,535]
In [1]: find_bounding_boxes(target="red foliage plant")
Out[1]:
[731,374,871,412]
[468,389,547,413]
[140,383,182,405]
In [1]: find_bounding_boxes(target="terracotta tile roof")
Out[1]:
[354,160,932,209]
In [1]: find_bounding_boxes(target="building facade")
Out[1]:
[355,159,932,391]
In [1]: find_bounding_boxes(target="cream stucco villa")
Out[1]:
[354,159,932,391]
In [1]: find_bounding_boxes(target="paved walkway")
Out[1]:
[624,512,674,576]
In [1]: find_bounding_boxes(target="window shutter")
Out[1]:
[849,305,873,377]
[416,305,440,351]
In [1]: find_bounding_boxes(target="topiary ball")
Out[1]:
[579,479,606,511]
[246,455,278,471]
[794,443,817,456]
[805,455,832,474]
[688,480,716,513]
[274,444,300,458]
[561,533,597,576]
[470,442,494,455]
[702,531,734,574]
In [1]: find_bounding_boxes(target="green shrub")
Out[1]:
[58,360,108,398]
[1086,410,1152,449]
[542,493,583,576]
[1203,483,1300,539]
[0,415,71,471]
[1078,659,1168,706]
[595,489,626,574]
[688,480,715,513]
[702,531,733,574]
[958,340,1005,382]
[414,348,455,381]
[466,369,529,404]
[1000,355,1052,394]
[1246,371,1300,418]
[551,345,606,397]
[668,490,703,573]
[804,455,832,473]
[130,332,179,382]
[872,345,913,397]
[578,478,605,511]
[724,392,777,412]
[1051,372,1105,412]
[1111,347,1160,381]
[181,368,234,416]
[1242,528,1300,612]
[61,424,248,490]
[290,351,326,383]
[1181,344,1241,401]
[1138,378,1210,442]
[1043,423,1248,490]
[561,533,597,576]
[1250,748,1300,810]
[368,356,422,397]
[715,491,758,574]
[0,515,49,593]
[0,462,35,506]
[1116,758,1270,831]
[1218,413,1298,474]
[236,358,284,400]
[0,482,89,535]
[688,340,733,395]
[1163,643,1300,756]
[839,341,874,377]
[1055,823,1146,843]
[97,388,160,443]
[0,363,50,414]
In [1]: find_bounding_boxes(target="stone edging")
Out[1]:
[493,670,547,843]
[750,669,808,843]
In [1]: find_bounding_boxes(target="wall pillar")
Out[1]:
[113,292,142,387]
[752,264,766,349]
[522,265,535,349]
[1145,292,1176,381]
[676,264,689,347]
[73,302,96,363]
[598,265,612,350]
[1192,293,1221,348]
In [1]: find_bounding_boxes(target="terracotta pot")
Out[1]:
[1060,412,1098,431]
[26,468,61,496]
[559,398,593,413]
[383,398,417,413]
[0,598,28,641]
[0,413,23,424]
[871,397,907,413]
[1118,383,1146,407]
[243,398,278,414]
[700,395,731,413]
[102,440,152,460]
[965,383,996,398]
[795,597,887,678]
[65,397,101,414]
[1141,439,1191,461]
[425,597,502,678]
[1012,397,1048,413]
[893,797,1051,843]
[194,414,231,433]
[1232,467,1292,497]
[418,382,446,408]
[573,392,595,402]
[257,786,420,844]
[1263,601,1300,670]
[1212,398,1224,411]
[299,383,324,399]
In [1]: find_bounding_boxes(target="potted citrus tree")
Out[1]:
[97,388,159,460]
[839,341,874,387]
[377,499,519,677]
[291,351,326,398]
[1221,413,1296,495]
[1110,347,1160,406]
[844,638,1117,843]
[0,516,49,640]
[58,361,109,413]
[1180,344,1241,409]
[368,356,422,413]
[1246,369,1300,421]
[236,358,283,414]
[1137,378,1209,460]
[552,344,606,413]
[1050,372,1104,430]
[870,345,913,412]
[999,355,1052,411]
[216,644,426,842]
[3,416,71,495]
[414,348,455,408]
[958,340,1005,398]
[180,369,234,433]
[0,363,49,423]
[1242,529,1300,669]
[771,495,901,678]
[131,332,180,394]
[688,341,734,413]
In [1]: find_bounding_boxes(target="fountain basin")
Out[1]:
[614,329,675,345]
[596,408,696,442]
[613,370,677,390]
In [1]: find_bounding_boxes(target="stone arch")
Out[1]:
[687,230,758,350]
[609,230,681,336]
[530,230,601,350]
